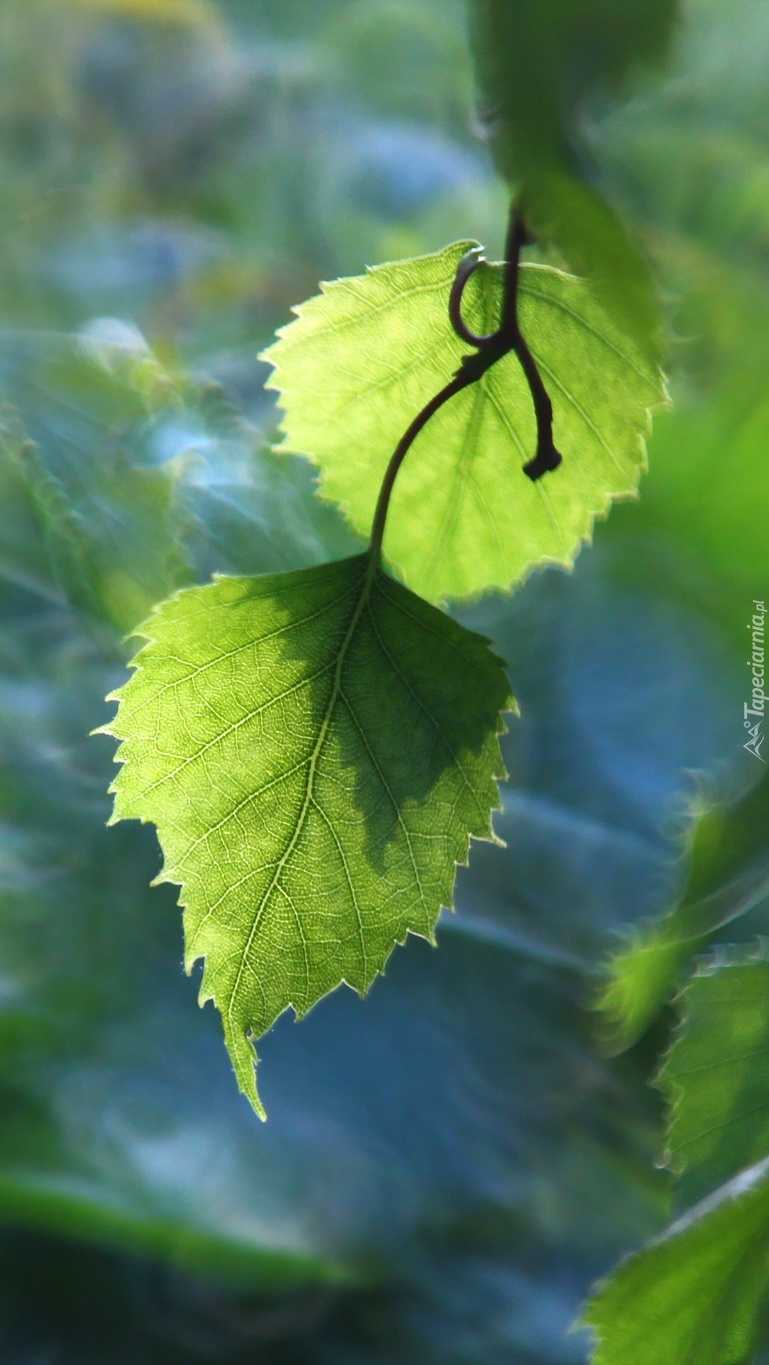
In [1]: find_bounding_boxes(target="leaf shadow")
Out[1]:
[273,554,511,896]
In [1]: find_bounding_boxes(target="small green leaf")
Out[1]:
[263,242,664,602]
[660,946,769,1204]
[597,767,769,1050]
[583,1156,769,1365]
[104,553,511,1115]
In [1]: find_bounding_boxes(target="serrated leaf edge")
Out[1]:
[260,246,669,604]
[99,558,513,1116]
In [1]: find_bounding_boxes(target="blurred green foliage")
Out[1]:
[598,766,769,1051]
[0,0,767,1360]
[661,945,769,1203]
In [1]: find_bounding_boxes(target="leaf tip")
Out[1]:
[225,1019,267,1121]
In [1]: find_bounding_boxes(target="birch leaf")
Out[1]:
[263,242,664,602]
[104,553,511,1115]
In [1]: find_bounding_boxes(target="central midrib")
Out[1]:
[225,556,375,1027]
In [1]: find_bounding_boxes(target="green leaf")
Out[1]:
[597,767,769,1051]
[470,0,681,181]
[263,242,664,603]
[583,1156,769,1365]
[103,552,511,1116]
[659,946,769,1205]
[524,174,664,351]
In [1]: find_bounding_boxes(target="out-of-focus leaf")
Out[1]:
[583,1156,769,1365]
[0,330,364,632]
[0,333,194,631]
[524,174,663,351]
[597,765,769,1050]
[659,945,769,1204]
[618,386,769,629]
[264,242,663,602]
[470,0,681,178]
[104,554,510,1114]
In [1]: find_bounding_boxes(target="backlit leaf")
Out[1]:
[103,552,511,1115]
[263,242,664,602]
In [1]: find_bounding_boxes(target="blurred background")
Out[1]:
[0,0,767,1360]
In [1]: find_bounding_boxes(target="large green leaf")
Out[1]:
[597,767,769,1051]
[659,946,769,1205]
[263,242,663,603]
[104,552,511,1115]
[583,1156,769,1365]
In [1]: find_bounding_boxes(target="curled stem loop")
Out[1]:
[449,246,497,348]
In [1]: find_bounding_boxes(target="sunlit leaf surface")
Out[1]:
[264,243,664,602]
[105,553,510,1113]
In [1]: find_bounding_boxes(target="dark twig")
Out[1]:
[370,199,562,565]
[449,246,496,348]
[369,373,470,562]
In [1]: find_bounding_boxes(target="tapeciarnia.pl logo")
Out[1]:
[745,599,766,762]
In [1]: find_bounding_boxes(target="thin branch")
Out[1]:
[369,199,562,566]
[499,205,530,340]
[369,372,470,565]
[500,205,562,479]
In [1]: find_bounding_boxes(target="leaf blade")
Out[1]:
[583,1156,769,1365]
[263,244,664,602]
[105,554,511,1114]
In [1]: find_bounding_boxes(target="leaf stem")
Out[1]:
[369,371,477,565]
[369,199,562,567]
[499,203,529,340]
